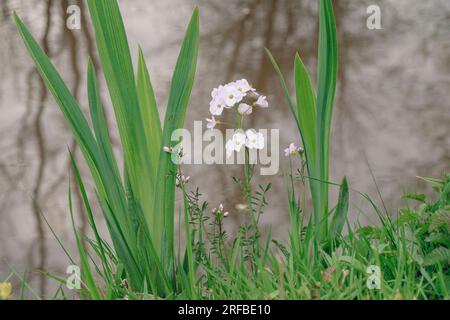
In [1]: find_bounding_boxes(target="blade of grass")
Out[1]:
[68,177,101,300]
[69,150,112,284]
[37,204,76,265]
[6,263,42,300]
[265,48,298,122]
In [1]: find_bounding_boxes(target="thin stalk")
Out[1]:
[244,148,260,266]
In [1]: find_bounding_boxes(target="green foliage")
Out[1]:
[15,0,199,297]
[267,0,344,242]
[398,175,450,269]
[168,174,448,300]
[14,0,447,301]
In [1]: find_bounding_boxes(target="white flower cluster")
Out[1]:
[225,130,264,158]
[206,79,268,129]
[206,79,268,158]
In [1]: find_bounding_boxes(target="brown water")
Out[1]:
[0,0,449,298]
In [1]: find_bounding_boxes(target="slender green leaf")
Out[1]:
[68,178,101,300]
[265,48,299,127]
[69,150,112,285]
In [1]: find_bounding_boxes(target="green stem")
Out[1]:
[244,147,260,266]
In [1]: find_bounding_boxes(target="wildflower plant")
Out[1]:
[267,0,349,246]
[206,79,269,264]
[284,143,304,157]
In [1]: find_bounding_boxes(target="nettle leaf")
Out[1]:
[338,256,365,273]
[396,209,421,225]
[357,226,381,239]
[402,192,426,203]
[423,247,450,266]
[425,233,450,246]
[272,240,290,260]
[428,210,450,233]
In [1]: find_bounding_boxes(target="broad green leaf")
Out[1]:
[153,8,200,266]
[316,0,338,239]
[136,47,162,177]
[15,12,129,244]
[266,49,320,239]
[294,53,320,225]
[87,0,155,233]
[15,8,143,289]
[86,60,141,271]
[267,0,338,243]
[294,53,317,166]
[14,13,101,186]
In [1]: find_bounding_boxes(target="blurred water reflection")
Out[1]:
[0,0,449,297]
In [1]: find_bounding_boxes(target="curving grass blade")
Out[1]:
[267,0,340,243]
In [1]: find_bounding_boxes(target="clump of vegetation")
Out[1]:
[12,0,448,300]
[15,0,199,298]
